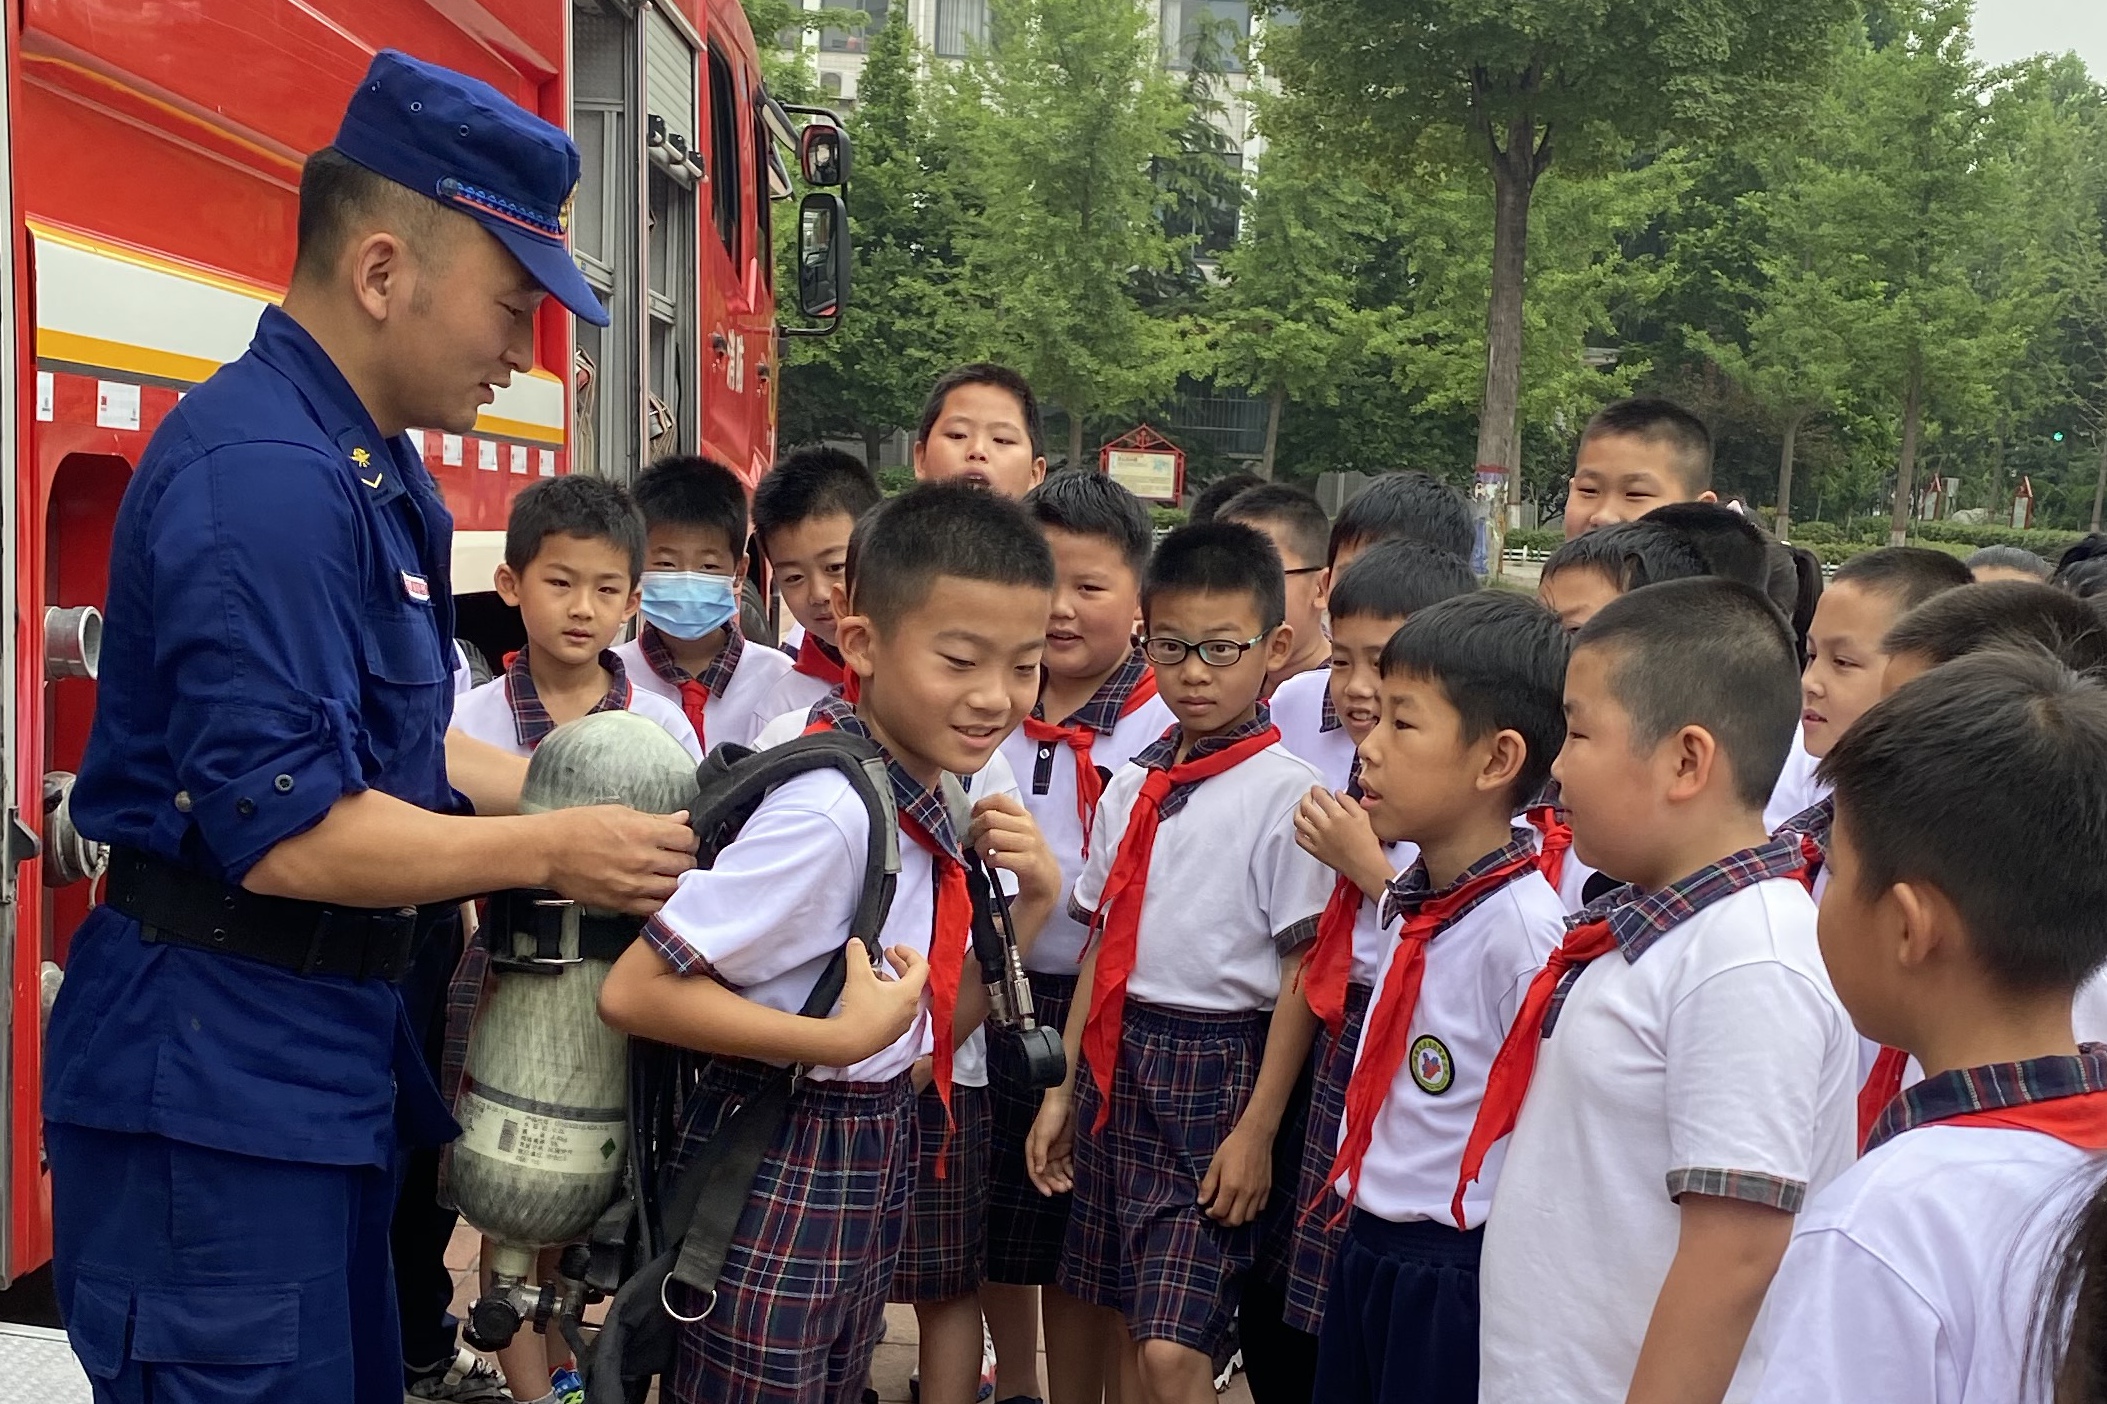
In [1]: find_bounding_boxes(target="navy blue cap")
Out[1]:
[333,49,610,327]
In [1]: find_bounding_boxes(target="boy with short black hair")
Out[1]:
[1472,578,1859,1404]
[1750,653,2107,1404]
[614,454,791,752]
[1248,539,1479,1398]
[1882,578,2107,690]
[1537,520,1709,634]
[984,468,1173,1404]
[749,445,884,717]
[1026,521,1335,1404]
[1328,472,1475,572]
[913,363,1048,497]
[1297,592,1569,1404]
[598,483,1063,1404]
[1189,471,1264,524]
[1221,483,1336,692]
[452,474,699,761]
[1273,541,1479,789]
[1561,397,1716,538]
[1965,543,2052,583]
[446,473,700,1404]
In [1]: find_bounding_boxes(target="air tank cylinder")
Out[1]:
[450,710,698,1347]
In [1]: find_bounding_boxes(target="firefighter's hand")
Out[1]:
[970,794,1062,904]
[542,806,698,914]
[1026,1086,1076,1197]
[830,940,929,1065]
[1199,1119,1273,1227]
[1294,787,1392,901]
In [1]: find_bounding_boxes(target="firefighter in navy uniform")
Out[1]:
[43,51,697,1404]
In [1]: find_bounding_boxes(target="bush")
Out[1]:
[1507,527,1562,555]
[1149,505,1189,533]
[1905,519,2084,558]
[1785,520,1842,545]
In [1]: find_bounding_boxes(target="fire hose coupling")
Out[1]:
[44,605,102,682]
[462,1277,557,1352]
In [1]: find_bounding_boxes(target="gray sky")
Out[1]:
[1971,0,2107,78]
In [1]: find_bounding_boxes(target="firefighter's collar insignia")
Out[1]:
[351,445,383,489]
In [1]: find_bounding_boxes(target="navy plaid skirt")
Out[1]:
[663,1059,915,1404]
[890,1081,992,1303]
[985,972,1078,1285]
[1058,1000,1269,1355]
[1284,982,1372,1335]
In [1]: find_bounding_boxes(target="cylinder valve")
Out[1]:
[44,606,102,682]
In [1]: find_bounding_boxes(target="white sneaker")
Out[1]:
[405,1346,514,1403]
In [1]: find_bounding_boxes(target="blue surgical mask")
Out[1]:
[640,571,738,641]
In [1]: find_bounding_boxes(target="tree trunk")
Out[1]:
[1067,412,1085,476]
[1775,411,1804,540]
[1260,386,1284,481]
[2091,432,2107,534]
[1888,363,1923,548]
[1476,122,1539,503]
[862,424,883,473]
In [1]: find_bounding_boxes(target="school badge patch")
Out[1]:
[1410,1035,1454,1095]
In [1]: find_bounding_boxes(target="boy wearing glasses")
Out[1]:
[1026,521,1335,1404]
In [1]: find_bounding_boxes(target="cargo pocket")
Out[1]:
[64,1272,132,1380]
[68,1271,300,1383]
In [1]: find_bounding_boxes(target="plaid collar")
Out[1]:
[1865,1048,2107,1153]
[640,621,744,699]
[1380,831,1540,928]
[1319,686,1342,734]
[1574,834,1808,963]
[1530,778,1564,811]
[1133,702,1275,819]
[1037,645,1153,734]
[805,695,964,861]
[504,645,632,750]
[1781,794,1834,846]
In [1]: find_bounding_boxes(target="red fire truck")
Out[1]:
[0,0,847,1298]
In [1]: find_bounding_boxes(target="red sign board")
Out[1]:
[1099,424,1185,504]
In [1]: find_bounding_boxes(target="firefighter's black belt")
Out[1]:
[108,845,453,981]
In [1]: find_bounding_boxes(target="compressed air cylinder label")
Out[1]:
[457,1088,626,1176]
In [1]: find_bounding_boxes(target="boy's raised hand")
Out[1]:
[1025,1086,1076,1197]
[1200,1120,1273,1227]
[1294,785,1393,901]
[969,793,1062,904]
[830,938,929,1065]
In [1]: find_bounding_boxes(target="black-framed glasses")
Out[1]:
[1283,565,1326,577]
[1141,632,1268,668]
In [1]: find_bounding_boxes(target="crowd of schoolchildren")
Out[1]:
[427,369,2107,1404]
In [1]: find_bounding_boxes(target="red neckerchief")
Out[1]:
[1300,875,1365,1040]
[793,633,860,704]
[642,623,742,748]
[1859,1047,1913,1151]
[1325,850,1541,1225]
[1079,724,1282,1127]
[1021,670,1159,858]
[1451,916,1620,1226]
[1941,1092,2107,1148]
[1525,805,1573,892]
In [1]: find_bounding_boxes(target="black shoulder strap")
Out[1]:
[689,734,900,1015]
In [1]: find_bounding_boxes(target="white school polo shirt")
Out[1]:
[1516,814,1598,914]
[614,629,792,754]
[1751,1123,2097,1404]
[750,665,836,729]
[744,710,1021,1089]
[1764,728,1829,835]
[998,694,1175,976]
[1269,668,1357,793]
[1340,864,1563,1227]
[1478,877,1859,1404]
[448,673,703,762]
[1071,740,1334,1013]
[2076,968,2107,1043]
[1341,841,1418,987]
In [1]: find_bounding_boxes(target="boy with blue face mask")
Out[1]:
[615,454,793,752]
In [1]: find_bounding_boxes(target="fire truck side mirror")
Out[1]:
[799,123,850,188]
[797,193,850,324]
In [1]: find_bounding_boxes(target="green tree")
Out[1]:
[1260,0,1854,512]
[778,11,970,463]
[944,0,1188,469]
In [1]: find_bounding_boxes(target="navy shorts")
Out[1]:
[1058,1001,1268,1356]
[665,1060,915,1404]
[1311,1211,1484,1404]
[985,972,1078,1286]
[890,1082,992,1304]
[1282,982,1371,1335]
